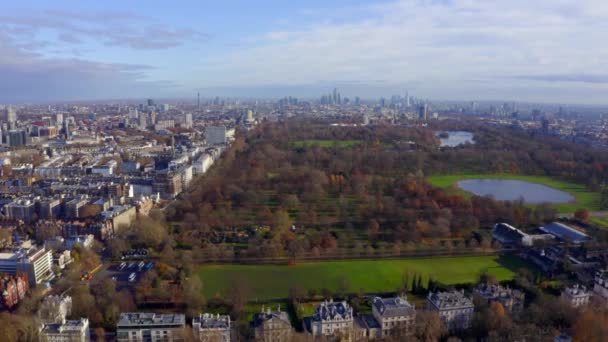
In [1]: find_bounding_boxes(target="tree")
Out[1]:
[574,208,590,221]
[573,308,608,342]
[183,276,206,317]
[415,311,446,342]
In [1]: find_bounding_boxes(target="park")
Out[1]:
[197,255,529,300]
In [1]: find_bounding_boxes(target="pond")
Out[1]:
[457,179,575,204]
[437,131,474,147]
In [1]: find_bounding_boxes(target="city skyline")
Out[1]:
[2,0,608,104]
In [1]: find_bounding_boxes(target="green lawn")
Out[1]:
[197,255,528,300]
[427,174,599,213]
[291,139,362,148]
[590,216,608,229]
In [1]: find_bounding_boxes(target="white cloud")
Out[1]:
[196,0,608,102]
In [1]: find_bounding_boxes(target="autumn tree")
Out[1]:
[574,208,590,221]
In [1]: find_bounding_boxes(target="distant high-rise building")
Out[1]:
[418,104,428,120]
[405,91,410,107]
[246,110,254,122]
[146,99,155,107]
[62,120,71,139]
[184,113,193,129]
[128,108,138,119]
[5,107,17,130]
[138,112,147,129]
[333,88,338,104]
[55,113,63,127]
[197,92,201,110]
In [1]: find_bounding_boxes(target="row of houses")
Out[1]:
[37,283,528,342]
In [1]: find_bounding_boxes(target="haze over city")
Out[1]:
[2,0,608,104]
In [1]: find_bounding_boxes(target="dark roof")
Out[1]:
[372,297,415,317]
[355,314,381,330]
[252,310,290,328]
[493,223,527,244]
[540,222,589,243]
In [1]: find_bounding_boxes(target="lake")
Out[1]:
[457,179,575,204]
[438,131,474,147]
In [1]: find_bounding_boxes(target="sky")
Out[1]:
[2,0,608,104]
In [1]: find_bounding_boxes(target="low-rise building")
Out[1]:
[474,283,525,313]
[0,272,29,310]
[116,312,186,342]
[306,300,354,341]
[252,306,293,342]
[594,271,608,304]
[561,284,591,308]
[371,296,416,338]
[192,313,230,342]
[40,318,90,342]
[427,290,474,332]
[38,295,73,324]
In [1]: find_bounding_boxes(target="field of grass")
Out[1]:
[427,174,599,213]
[197,255,529,301]
[291,139,362,148]
[590,216,608,229]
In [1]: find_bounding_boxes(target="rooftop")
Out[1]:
[539,222,589,243]
[427,290,474,310]
[117,313,185,327]
[372,296,415,317]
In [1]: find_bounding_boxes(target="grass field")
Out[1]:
[427,174,599,213]
[590,216,608,229]
[197,255,529,300]
[292,139,362,148]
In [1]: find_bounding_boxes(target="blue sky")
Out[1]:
[2,0,608,104]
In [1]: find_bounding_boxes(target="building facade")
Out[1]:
[192,313,230,342]
[474,283,525,313]
[427,290,474,332]
[116,312,186,342]
[252,307,293,342]
[307,300,354,341]
[40,318,90,342]
[561,284,591,308]
[372,296,416,338]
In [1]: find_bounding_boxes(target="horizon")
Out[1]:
[2,0,608,104]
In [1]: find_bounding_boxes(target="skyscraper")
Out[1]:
[405,91,410,107]
[184,113,193,129]
[418,104,428,120]
[5,107,17,130]
[333,88,338,104]
[55,113,63,127]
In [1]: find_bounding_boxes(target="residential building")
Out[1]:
[205,126,227,145]
[474,283,525,313]
[252,306,293,342]
[593,271,608,304]
[5,198,36,223]
[40,318,90,342]
[116,312,186,342]
[192,313,230,342]
[561,284,591,308]
[0,272,29,310]
[0,246,53,286]
[306,300,354,341]
[371,296,416,338]
[39,198,62,220]
[427,290,474,332]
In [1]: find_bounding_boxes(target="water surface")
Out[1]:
[457,179,574,204]
[438,131,474,147]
